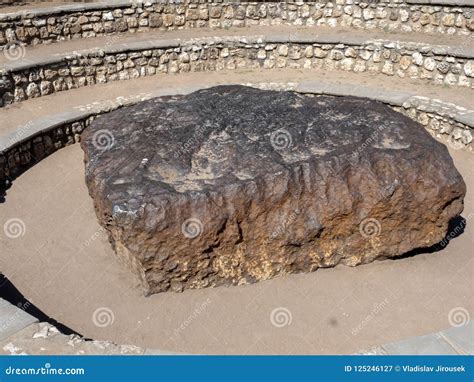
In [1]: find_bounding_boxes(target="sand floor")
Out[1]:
[0,142,472,354]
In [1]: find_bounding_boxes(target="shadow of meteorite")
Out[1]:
[391,215,466,260]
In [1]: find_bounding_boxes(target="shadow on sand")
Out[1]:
[390,215,466,260]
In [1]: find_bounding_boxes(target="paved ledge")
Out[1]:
[0,84,197,153]
[358,321,473,355]
[2,0,473,21]
[0,297,181,355]
[0,0,135,20]
[297,80,474,124]
[296,80,414,106]
[406,0,474,6]
[0,298,37,342]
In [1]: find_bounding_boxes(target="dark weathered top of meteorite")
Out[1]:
[81,85,456,214]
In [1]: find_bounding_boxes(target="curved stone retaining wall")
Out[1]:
[1,0,473,49]
[0,114,92,190]
[0,81,472,191]
[1,36,472,106]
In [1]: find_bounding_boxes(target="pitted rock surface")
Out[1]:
[81,85,466,295]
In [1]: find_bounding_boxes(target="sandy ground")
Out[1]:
[0,140,472,354]
[2,68,473,136]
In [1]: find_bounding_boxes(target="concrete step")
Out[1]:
[0,297,180,354]
[358,321,473,355]
[0,297,37,341]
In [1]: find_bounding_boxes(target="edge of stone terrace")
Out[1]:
[2,33,472,73]
[0,0,473,22]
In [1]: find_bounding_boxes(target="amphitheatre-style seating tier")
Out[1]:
[1,0,473,49]
[0,27,473,108]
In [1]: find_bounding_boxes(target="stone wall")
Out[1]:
[1,0,472,48]
[395,105,472,148]
[0,116,89,189]
[1,37,472,106]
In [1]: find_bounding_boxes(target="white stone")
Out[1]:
[400,9,409,22]
[304,46,313,58]
[340,58,354,71]
[382,61,394,75]
[463,61,474,78]
[363,9,375,20]
[257,50,267,59]
[412,52,424,66]
[102,12,114,21]
[26,83,40,98]
[359,50,372,61]
[423,58,436,71]
[314,48,327,58]
[278,45,288,56]
[344,47,357,58]
[354,60,366,72]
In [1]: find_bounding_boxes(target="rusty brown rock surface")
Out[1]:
[80,85,466,295]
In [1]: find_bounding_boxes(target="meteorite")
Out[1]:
[81,86,466,295]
